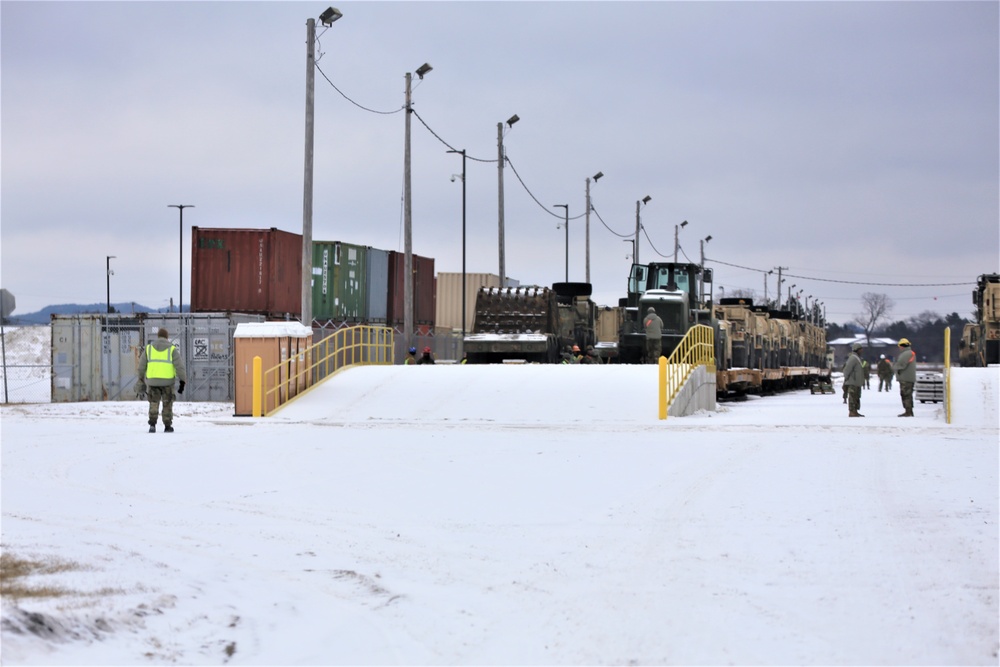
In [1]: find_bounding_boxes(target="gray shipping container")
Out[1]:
[366,247,389,323]
[51,312,264,403]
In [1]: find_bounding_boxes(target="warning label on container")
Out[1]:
[192,337,209,360]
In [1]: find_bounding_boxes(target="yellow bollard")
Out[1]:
[658,355,668,420]
[252,355,262,418]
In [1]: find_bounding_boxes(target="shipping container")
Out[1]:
[435,272,502,333]
[366,247,389,323]
[191,227,302,318]
[387,251,436,326]
[51,312,264,403]
[311,241,368,323]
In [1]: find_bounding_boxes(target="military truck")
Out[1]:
[960,273,999,367]
[617,262,713,364]
[463,282,598,364]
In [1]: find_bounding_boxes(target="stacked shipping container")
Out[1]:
[190,227,436,329]
[191,227,302,318]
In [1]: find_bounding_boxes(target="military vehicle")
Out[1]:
[617,262,712,364]
[463,282,598,364]
[960,273,999,367]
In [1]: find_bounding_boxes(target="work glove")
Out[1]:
[136,384,146,400]
[177,381,185,395]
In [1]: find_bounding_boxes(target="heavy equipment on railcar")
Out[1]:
[960,273,999,367]
[463,282,598,364]
[617,262,713,364]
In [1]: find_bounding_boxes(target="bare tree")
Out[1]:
[853,292,895,346]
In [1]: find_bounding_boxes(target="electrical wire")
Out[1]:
[589,206,633,238]
[315,62,403,115]
[409,109,497,163]
[706,257,975,287]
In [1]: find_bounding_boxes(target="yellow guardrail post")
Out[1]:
[658,355,668,420]
[252,355,262,418]
[944,327,951,424]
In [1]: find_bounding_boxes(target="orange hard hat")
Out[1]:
[572,345,580,352]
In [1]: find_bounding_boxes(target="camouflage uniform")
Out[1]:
[643,307,663,364]
[136,329,187,432]
[893,343,917,417]
[842,346,865,417]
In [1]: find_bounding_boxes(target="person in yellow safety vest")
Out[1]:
[136,328,187,433]
[404,347,418,365]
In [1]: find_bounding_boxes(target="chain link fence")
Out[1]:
[0,325,52,403]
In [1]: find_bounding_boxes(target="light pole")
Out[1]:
[167,204,193,313]
[404,62,432,349]
[634,195,651,265]
[448,149,467,337]
[699,235,711,305]
[764,269,773,306]
[497,114,518,287]
[106,256,116,314]
[585,171,602,284]
[302,7,343,328]
[554,204,569,282]
[674,220,688,264]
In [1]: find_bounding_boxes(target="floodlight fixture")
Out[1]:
[642,195,651,204]
[415,63,433,79]
[319,7,342,26]
[705,235,712,243]
[680,220,688,228]
[507,114,520,127]
[593,171,603,181]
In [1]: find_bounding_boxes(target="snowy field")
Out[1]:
[1,354,998,665]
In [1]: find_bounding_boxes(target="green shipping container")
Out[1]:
[312,241,368,322]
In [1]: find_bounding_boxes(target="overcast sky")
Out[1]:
[2,1,997,323]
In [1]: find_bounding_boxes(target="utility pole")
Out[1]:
[404,71,414,348]
[634,196,650,265]
[584,171,602,284]
[775,266,787,308]
[674,220,688,264]
[106,256,116,314]
[554,204,569,281]
[585,178,592,284]
[497,122,505,288]
[403,64,432,348]
[497,115,518,287]
[301,16,316,328]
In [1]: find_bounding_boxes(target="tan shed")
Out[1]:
[233,322,313,416]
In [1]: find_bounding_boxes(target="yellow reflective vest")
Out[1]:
[145,344,177,380]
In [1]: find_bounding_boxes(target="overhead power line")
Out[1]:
[706,257,975,287]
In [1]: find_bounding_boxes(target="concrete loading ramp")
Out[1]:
[272,364,675,425]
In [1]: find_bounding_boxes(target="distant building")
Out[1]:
[828,333,898,368]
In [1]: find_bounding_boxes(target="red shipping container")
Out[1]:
[191,227,302,318]
[387,251,436,326]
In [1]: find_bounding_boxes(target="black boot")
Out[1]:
[149,424,156,433]
[164,425,174,433]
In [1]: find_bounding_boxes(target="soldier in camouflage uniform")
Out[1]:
[842,342,865,417]
[136,328,187,433]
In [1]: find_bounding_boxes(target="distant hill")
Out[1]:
[4,303,183,325]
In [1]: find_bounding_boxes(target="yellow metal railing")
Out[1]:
[256,325,394,417]
[944,327,951,424]
[659,324,716,420]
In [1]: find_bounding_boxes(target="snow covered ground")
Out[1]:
[1,361,997,665]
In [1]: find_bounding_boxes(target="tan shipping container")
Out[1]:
[435,272,503,333]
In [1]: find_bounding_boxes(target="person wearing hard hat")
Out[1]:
[404,346,418,365]
[892,338,917,417]
[842,341,866,417]
[643,306,664,364]
[416,346,436,365]
[876,354,892,392]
